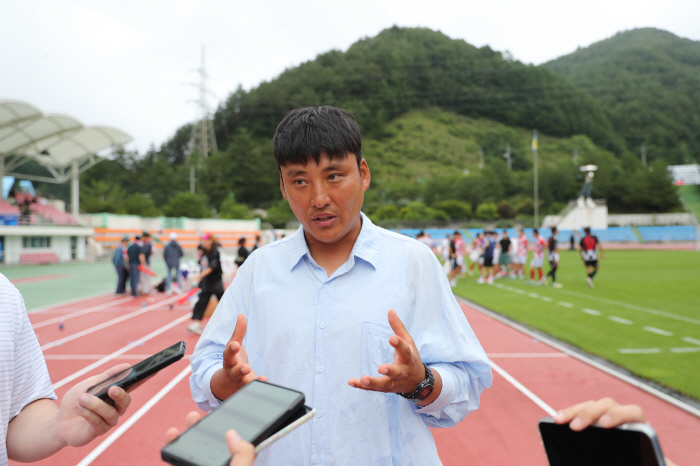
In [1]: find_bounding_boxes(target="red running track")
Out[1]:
[12,293,700,466]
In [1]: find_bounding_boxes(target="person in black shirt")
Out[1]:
[235,237,249,267]
[188,233,224,334]
[580,227,603,288]
[126,236,145,296]
[546,227,563,288]
[497,230,511,278]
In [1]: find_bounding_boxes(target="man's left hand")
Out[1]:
[348,309,425,394]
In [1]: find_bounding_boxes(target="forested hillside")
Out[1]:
[24,26,685,224]
[545,28,700,165]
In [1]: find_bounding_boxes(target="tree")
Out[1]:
[123,193,161,217]
[266,199,295,228]
[475,203,499,220]
[163,192,211,218]
[433,200,472,220]
[219,196,251,219]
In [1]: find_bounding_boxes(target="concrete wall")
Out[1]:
[0,225,93,265]
[607,213,695,227]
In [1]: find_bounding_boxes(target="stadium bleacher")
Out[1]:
[637,226,698,242]
[9,192,80,226]
[93,228,261,252]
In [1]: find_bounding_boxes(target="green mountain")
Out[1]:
[215,26,620,152]
[544,28,700,164]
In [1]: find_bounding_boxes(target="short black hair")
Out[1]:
[533,229,539,234]
[551,227,558,234]
[273,106,362,168]
[584,227,591,234]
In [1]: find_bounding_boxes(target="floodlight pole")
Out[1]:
[71,158,79,218]
[532,130,538,228]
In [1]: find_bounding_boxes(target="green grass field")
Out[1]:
[454,249,700,401]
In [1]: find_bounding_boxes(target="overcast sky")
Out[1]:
[2,0,698,154]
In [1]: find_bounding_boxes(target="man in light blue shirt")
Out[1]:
[190,106,492,465]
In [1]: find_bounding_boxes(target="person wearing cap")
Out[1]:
[112,236,129,295]
[164,232,184,295]
[187,233,224,334]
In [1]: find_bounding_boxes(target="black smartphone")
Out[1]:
[86,341,186,406]
[161,380,306,466]
[538,417,667,466]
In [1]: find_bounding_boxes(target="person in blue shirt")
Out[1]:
[112,236,129,294]
[477,231,497,285]
[189,106,492,465]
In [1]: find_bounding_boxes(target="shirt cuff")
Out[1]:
[414,364,456,417]
[201,364,224,410]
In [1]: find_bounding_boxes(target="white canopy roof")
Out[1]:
[0,100,132,169]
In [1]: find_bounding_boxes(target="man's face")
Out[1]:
[280,153,370,247]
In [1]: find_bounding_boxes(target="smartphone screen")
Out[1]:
[162,381,305,466]
[539,419,666,466]
[87,341,185,400]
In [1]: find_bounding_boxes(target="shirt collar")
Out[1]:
[286,212,380,272]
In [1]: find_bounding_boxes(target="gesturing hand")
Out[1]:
[212,314,267,401]
[348,309,425,395]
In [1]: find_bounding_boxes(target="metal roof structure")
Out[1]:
[0,100,132,216]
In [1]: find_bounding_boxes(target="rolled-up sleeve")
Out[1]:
[410,248,493,428]
[189,257,254,412]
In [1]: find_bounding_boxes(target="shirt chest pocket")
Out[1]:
[361,322,396,397]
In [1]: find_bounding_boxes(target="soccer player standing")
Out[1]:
[530,229,547,285]
[546,227,563,288]
[580,227,604,288]
[513,229,528,279]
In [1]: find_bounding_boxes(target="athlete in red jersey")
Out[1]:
[529,229,547,284]
[580,226,604,288]
[513,229,528,279]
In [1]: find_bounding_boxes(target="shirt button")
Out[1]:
[316,412,323,418]
[319,323,326,329]
[318,366,324,373]
[312,456,321,464]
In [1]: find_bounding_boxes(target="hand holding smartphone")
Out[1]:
[87,341,186,406]
[162,380,314,466]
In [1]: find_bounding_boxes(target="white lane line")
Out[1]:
[487,353,568,358]
[493,283,505,289]
[609,316,633,325]
[32,296,135,329]
[548,289,700,326]
[46,355,191,360]
[457,296,700,419]
[76,366,191,466]
[643,327,674,337]
[682,337,700,346]
[513,289,526,295]
[52,312,191,389]
[583,308,601,316]
[41,295,182,351]
[619,348,661,354]
[490,360,556,416]
[670,347,700,353]
[540,296,553,302]
[528,293,540,298]
[28,291,114,313]
[557,301,574,308]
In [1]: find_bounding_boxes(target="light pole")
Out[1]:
[532,130,538,228]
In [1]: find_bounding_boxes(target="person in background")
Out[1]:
[546,227,563,288]
[467,232,483,277]
[2,275,133,464]
[235,237,249,268]
[251,235,262,253]
[126,235,145,297]
[187,233,224,335]
[529,228,547,285]
[113,236,129,295]
[448,230,464,287]
[164,232,184,295]
[477,231,496,285]
[580,226,603,288]
[498,230,511,278]
[138,232,154,295]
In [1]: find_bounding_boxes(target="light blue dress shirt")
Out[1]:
[190,214,492,466]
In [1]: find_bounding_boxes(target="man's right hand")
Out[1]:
[211,314,267,401]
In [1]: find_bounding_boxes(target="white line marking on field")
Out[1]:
[41,295,182,351]
[513,289,526,295]
[643,326,674,337]
[682,337,700,346]
[456,296,700,419]
[28,291,113,313]
[609,316,633,325]
[504,286,515,291]
[540,296,553,302]
[490,360,556,416]
[528,293,540,298]
[549,289,700,326]
[487,353,568,358]
[493,283,505,289]
[619,348,661,354]
[557,301,574,308]
[670,347,700,353]
[583,308,601,316]
[76,366,191,466]
[52,312,191,389]
[32,296,135,329]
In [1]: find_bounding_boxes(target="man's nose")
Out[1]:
[311,184,331,208]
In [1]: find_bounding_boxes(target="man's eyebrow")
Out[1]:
[322,163,346,171]
[285,168,307,177]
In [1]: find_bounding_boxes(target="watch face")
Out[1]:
[417,385,434,401]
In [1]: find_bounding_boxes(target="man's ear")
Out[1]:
[279,174,288,200]
[360,159,371,192]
